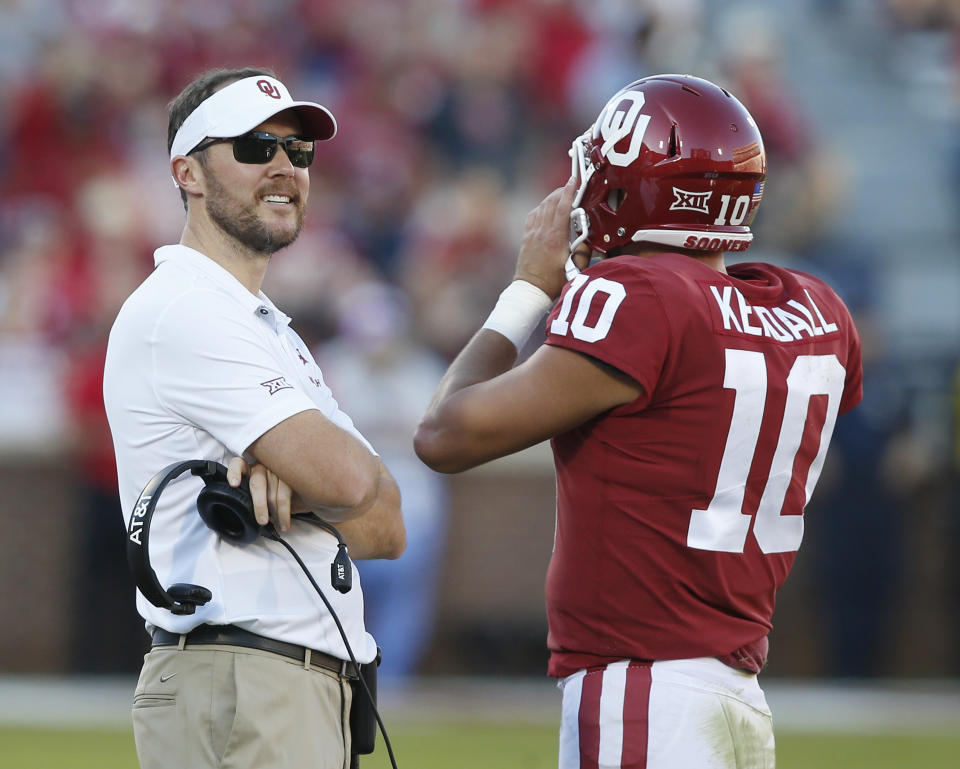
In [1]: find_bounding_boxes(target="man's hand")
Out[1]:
[226,457,294,532]
[514,177,591,300]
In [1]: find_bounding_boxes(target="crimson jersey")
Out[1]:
[542,253,862,678]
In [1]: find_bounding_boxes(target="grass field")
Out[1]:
[2,724,959,769]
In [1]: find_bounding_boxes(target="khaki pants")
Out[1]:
[132,644,353,769]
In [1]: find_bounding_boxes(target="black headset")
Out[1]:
[125,459,352,615]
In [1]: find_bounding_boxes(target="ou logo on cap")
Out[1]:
[257,79,282,99]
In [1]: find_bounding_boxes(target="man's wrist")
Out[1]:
[481,280,554,350]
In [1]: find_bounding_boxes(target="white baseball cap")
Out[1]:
[169,75,337,160]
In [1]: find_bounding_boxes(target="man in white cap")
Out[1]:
[103,67,405,769]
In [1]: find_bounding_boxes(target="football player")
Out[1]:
[415,74,862,769]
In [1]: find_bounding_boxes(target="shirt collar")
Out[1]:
[154,244,292,331]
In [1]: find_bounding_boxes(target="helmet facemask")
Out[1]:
[568,129,595,254]
[566,130,596,279]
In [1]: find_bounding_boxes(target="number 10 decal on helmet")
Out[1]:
[568,74,766,258]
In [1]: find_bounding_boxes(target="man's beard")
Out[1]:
[204,173,305,255]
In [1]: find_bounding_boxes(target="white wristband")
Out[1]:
[481,280,554,349]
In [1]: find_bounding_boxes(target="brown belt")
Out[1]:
[151,624,357,679]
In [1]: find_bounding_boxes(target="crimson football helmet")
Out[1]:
[569,74,766,260]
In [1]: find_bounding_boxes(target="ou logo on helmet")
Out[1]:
[595,91,651,168]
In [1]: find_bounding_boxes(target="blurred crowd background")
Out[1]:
[0,0,958,685]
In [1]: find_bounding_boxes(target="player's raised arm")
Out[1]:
[414,178,637,473]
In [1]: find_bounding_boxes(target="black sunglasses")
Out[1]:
[190,131,315,168]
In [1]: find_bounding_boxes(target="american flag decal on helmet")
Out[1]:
[752,181,765,206]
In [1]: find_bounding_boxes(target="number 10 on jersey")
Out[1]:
[687,348,845,554]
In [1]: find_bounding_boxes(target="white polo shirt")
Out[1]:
[103,244,377,663]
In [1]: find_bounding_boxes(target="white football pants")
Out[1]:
[558,657,775,769]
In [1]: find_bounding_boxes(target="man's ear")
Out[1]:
[171,156,204,198]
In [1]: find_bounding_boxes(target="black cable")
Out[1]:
[265,527,400,769]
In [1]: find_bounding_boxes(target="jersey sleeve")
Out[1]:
[800,273,863,416]
[286,330,378,456]
[544,259,671,404]
[150,291,321,456]
[839,310,863,414]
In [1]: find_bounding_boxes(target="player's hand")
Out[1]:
[514,176,591,300]
[226,457,293,532]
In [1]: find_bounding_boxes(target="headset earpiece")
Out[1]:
[194,463,260,545]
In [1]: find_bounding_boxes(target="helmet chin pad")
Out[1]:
[630,227,753,253]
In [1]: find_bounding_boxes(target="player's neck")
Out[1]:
[692,252,727,274]
[630,246,727,274]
